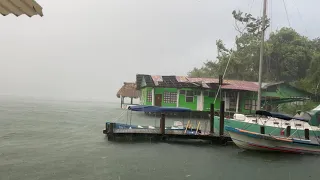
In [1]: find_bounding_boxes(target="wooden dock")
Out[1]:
[103,101,232,145]
[103,126,231,144]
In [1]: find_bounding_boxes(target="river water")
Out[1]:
[0,97,318,180]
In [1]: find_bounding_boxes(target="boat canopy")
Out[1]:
[313,104,320,111]
[128,105,192,112]
[256,110,309,122]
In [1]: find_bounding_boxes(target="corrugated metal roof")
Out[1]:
[221,81,259,92]
[136,74,285,92]
[0,0,43,17]
[187,77,219,84]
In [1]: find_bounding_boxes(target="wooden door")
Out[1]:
[155,94,162,107]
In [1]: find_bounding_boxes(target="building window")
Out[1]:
[203,91,209,96]
[147,90,152,102]
[163,92,177,103]
[245,99,257,110]
[194,90,201,96]
[245,100,251,110]
[180,90,186,95]
[186,90,194,102]
[251,100,257,110]
[226,92,237,111]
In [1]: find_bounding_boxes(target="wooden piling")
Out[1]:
[109,123,114,134]
[120,96,124,108]
[286,126,291,137]
[219,101,225,136]
[107,123,115,140]
[305,129,310,140]
[160,113,165,135]
[210,103,214,134]
[130,97,133,104]
[260,126,265,134]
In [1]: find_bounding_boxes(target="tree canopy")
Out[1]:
[188,10,320,96]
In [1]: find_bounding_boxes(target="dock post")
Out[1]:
[304,129,310,140]
[108,123,115,141]
[120,96,124,108]
[286,126,291,137]
[210,103,214,134]
[130,97,133,104]
[160,113,165,136]
[260,126,265,134]
[219,101,225,136]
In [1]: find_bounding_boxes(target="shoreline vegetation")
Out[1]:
[188,10,320,114]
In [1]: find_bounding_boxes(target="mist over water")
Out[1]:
[0,97,318,180]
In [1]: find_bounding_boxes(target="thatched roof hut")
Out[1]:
[116,82,140,98]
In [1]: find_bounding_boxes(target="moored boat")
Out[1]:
[225,110,320,154]
[226,125,320,154]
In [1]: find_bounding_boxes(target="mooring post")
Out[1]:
[286,126,291,137]
[219,101,225,136]
[260,126,265,134]
[210,103,214,134]
[130,97,133,104]
[120,96,123,108]
[160,113,165,135]
[109,123,114,134]
[304,129,310,140]
[107,123,115,141]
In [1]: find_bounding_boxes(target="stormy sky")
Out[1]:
[0,0,319,102]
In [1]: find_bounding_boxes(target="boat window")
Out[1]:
[273,122,279,125]
[285,123,290,126]
[252,120,257,123]
[295,124,302,126]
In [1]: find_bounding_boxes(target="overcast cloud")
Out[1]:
[0,0,319,102]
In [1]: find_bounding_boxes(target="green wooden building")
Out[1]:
[135,74,313,114]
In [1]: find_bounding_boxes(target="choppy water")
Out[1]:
[0,97,319,180]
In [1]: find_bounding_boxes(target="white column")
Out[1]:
[151,88,155,106]
[236,91,240,113]
[200,90,204,111]
[176,89,180,107]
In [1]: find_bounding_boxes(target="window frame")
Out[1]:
[185,90,194,103]
[146,90,152,102]
[163,91,177,104]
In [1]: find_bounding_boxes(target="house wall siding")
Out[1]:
[138,83,311,113]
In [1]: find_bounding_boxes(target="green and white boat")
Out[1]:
[213,105,320,137]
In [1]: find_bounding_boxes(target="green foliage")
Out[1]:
[188,10,319,96]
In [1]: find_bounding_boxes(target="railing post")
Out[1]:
[219,101,225,136]
[160,113,165,135]
[210,103,214,134]
[305,129,310,140]
[286,126,291,137]
[260,126,265,134]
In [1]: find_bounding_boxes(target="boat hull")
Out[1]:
[226,126,320,154]
[214,116,320,138]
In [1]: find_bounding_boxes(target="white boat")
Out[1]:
[225,110,320,154]
[226,125,320,154]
